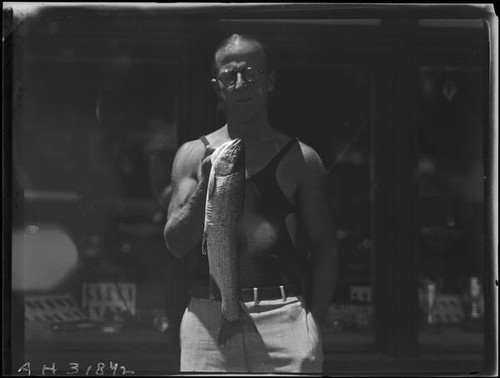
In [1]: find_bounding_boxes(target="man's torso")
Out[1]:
[190,126,309,287]
[201,126,301,207]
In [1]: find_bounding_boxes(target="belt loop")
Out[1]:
[280,285,286,302]
[253,287,259,304]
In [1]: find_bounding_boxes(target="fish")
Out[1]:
[202,138,246,347]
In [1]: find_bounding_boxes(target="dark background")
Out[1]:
[3,3,496,376]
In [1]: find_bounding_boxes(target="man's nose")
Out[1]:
[234,72,245,90]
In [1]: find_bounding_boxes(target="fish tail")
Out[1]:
[217,303,261,348]
[241,302,260,334]
[217,313,241,348]
[217,300,243,348]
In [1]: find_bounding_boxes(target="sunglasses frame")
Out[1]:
[217,66,265,87]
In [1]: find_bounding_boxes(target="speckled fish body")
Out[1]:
[202,139,245,335]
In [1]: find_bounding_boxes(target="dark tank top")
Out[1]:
[190,136,308,288]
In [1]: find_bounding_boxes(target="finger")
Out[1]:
[202,147,215,161]
[217,316,241,348]
[205,146,216,157]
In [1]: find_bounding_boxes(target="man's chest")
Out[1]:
[244,141,288,170]
[244,143,298,204]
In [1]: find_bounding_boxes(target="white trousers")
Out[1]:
[179,295,324,373]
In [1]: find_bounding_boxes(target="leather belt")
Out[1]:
[190,284,303,302]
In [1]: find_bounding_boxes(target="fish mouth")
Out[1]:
[214,139,245,176]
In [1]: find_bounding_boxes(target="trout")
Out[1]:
[202,138,246,347]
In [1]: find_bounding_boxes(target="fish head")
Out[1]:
[212,139,245,176]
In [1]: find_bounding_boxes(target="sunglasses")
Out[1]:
[217,66,264,87]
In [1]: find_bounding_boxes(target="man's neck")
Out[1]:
[226,117,272,143]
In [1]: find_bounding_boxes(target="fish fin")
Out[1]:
[239,302,260,336]
[201,231,208,255]
[202,170,215,256]
[207,171,216,202]
[217,314,241,348]
[208,276,218,300]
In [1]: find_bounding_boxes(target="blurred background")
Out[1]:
[4,3,496,376]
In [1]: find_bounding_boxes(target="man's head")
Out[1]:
[211,34,276,124]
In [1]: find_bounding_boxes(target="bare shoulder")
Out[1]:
[293,141,328,201]
[289,140,326,176]
[298,141,324,167]
[276,138,326,200]
[172,139,206,179]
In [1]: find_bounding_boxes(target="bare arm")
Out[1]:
[164,140,214,258]
[296,143,339,327]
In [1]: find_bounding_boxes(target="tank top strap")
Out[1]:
[268,137,299,168]
[199,135,210,148]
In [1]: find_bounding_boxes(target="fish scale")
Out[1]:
[202,138,247,347]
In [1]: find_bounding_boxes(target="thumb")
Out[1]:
[202,145,216,162]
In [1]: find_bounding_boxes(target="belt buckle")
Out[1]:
[280,285,286,301]
[253,287,259,304]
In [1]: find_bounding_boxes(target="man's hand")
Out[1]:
[164,141,216,258]
[199,145,216,182]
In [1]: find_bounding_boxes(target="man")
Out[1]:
[164,34,338,373]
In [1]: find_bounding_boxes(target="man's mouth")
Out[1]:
[236,98,252,103]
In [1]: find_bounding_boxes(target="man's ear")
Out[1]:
[211,78,223,99]
[267,70,277,93]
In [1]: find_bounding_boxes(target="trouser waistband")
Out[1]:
[189,284,303,302]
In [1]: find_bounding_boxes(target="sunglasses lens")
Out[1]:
[243,67,260,82]
[219,71,235,86]
[218,67,261,86]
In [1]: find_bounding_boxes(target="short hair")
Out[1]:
[212,34,268,77]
